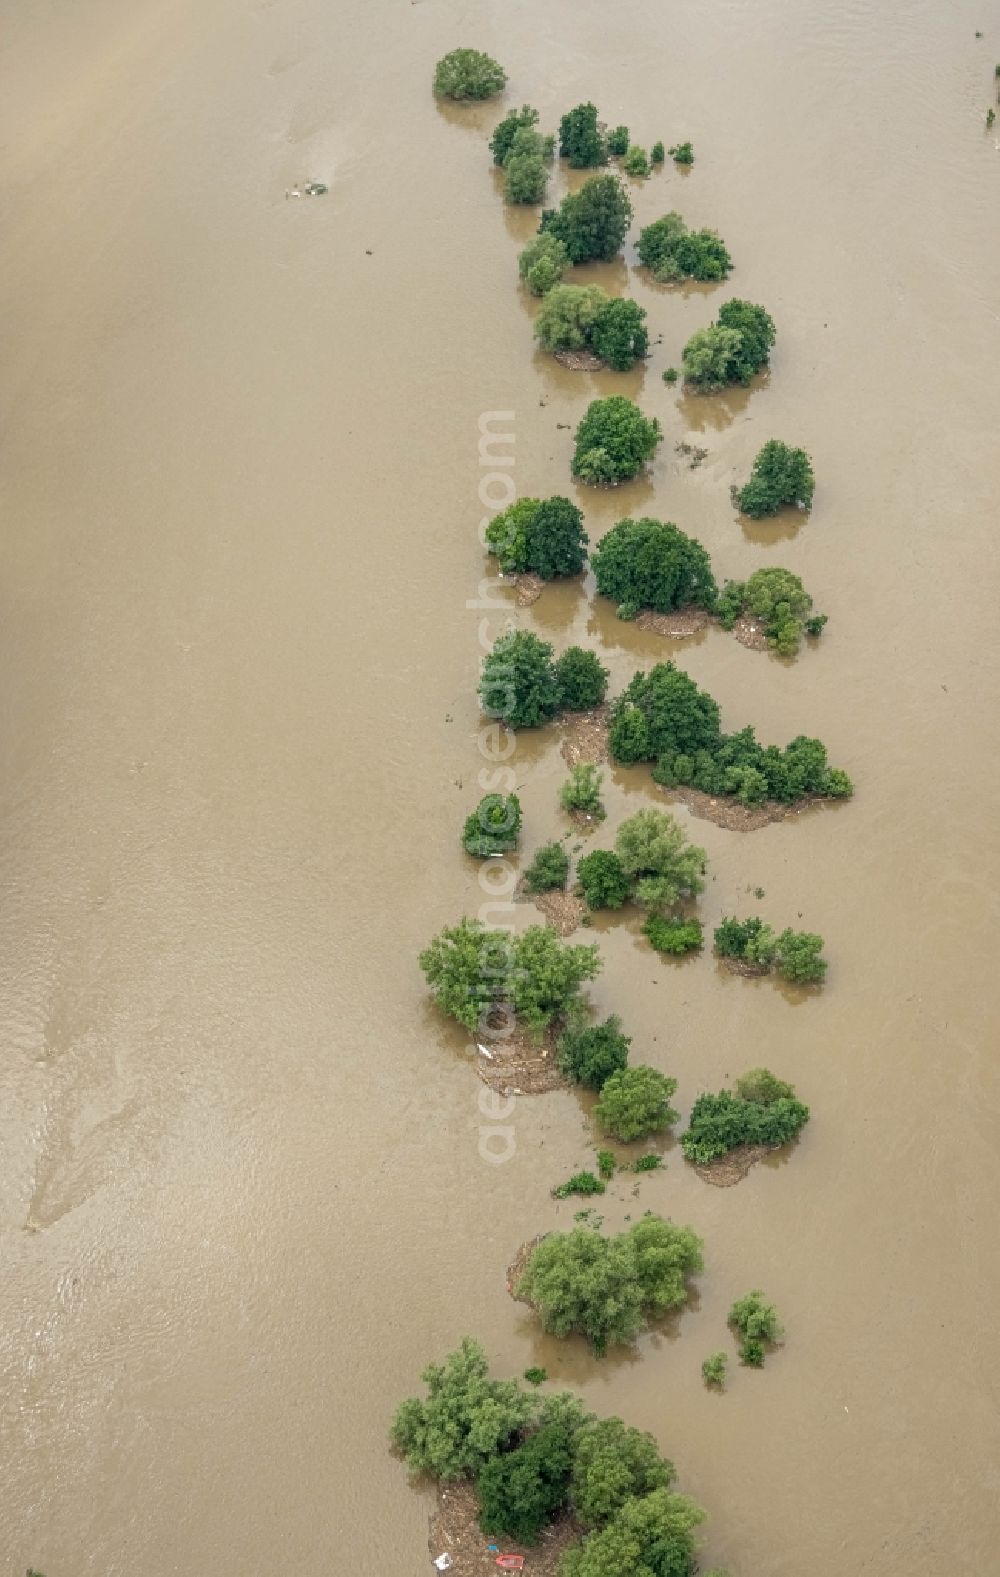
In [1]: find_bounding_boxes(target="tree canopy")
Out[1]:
[594,1065,679,1142]
[572,397,661,486]
[479,628,562,727]
[680,1072,810,1165]
[557,1014,631,1089]
[462,792,522,857]
[558,102,608,167]
[576,849,631,910]
[391,1336,535,1477]
[419,918,601,1034]
[717,566,825,657]
[591,516,717,619]
[555,648,609,710]
[570,1418,674,1528]
[518,232,571,295]
[540,174,633,264]
[615,807,707,912]
[637,212,732,283]
[682,300,776,389]
[433,48,506,100]
[737,439,815,516]
[535,287,647,370]
[485,495,588,579]
[559,1488,706,1577]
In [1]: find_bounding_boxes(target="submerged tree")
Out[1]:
[637,211,732,282]
[540,174,633,264]
[736,439,815,516]
[558,102,608,167]
[433,48,507,100]
[571,397,661,485]
[682,300,776,389]
[591,516,717,618]
[518,232,570,295]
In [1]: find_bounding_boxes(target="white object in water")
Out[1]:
[433,1557,454,1572]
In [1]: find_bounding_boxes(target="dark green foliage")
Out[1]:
[576,850,631,911]
[714,917,827,983]
[680,1072,809,1165]
[737,440,815,516]
[570,1417,674,1528]
[558,1014,631,1089]
[516,1214,703,1353]
[560,1488,706,1577]
[491,104,541,165]
[391,1337,536,1477]
[596,1149,616,1179]
[524,841,571,893]
[661,366,679,383]
[479,629,561,728]
[729,1291,782,1366]
[462,793,521,858]
[591,516,717,618]
[650,140,665,163]
[643,915,703,955]
[540,175,633,264]
[713,915,778,967]
[560,762,606,817]
[607,125,630,156]
[668,140,694,164]
[637,212,732,282]
[505,152,549,204]
[590,298,649,371]
[595,1066,679,1142]
[716,567,823,657]
[622,145,650,177]
[524,1366,547,1385]
[486,494,588,579]
[558,102,607,167]
[419,918,600,1034]
[611,663,721,762]
[701,1352,728,1388]
[555,647,609,710]
[433,48,506,100]
[717,298,777,381]
[632,1153,662,1172]
[478,1417,576,1542]
[571,397,661,485]
[615,807,706,912]
[518,233,570,295]
[553,1170,607,1199]
[682,299,776,389]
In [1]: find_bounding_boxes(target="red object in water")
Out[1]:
[496,1560,525,1572]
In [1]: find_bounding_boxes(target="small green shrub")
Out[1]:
[606,124,630,155]
[523,1366,547,1385]
[479,629,561,728]
[650,140,665,163]
[637,212,731,282]
[592,516,717,618]
[643,915,703,955]
[701,1352,728,1388]
[553,1170,607,1199]
[682,299,776,389]
[589,298,649,371]
[554,646,609,709]
[433,48,506,100]
[662,366,679,383]
[524,841,570,893]
[571,396,661,485]
[596,1149,616,1179]
[560,763,605,818]
[558,103,608,167]
[615,807,707,913]
[736,1068,795,1105]
[668,140,694,164]
[535,284,608,351]
[485,495,588,580]
[558,1015,630,1089]
[559,1489,706,1577]
[490,105,541,165]
[622,144,650,176]
[680,1074,809,1165]
[775,928,827,984]
[540,174,633,264]
[632,1153,662,1172]
[729,1290,782,1365]
[505,152,549,204]
[595,1065,679,1142]
[738,440,815,516]
[714,916,827,983]
[518,233,570,295]
[463,792,522,857]
[717,566,823,657]
[576,849,631,910]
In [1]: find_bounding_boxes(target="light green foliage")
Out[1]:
[595,1066,679,1142]
[606,124,630,155]
[642,915,703,955]
[717,566,823,657]
[524,841,571,893]
[589,298,649,371]
[391,1337,536,1477]
[559,1488,706,1577]
[737,439,816,517]
[571,397,661,485]
[554,646,609,710]
[714,917,827,983]
[518,233,570,296]
[575,849,631,911]
[682,299,775,388]
[557,1014,631,1089]
[484,498,538,573]
[560,763,605,818]
[517,1214,702,1353]
[485,495,588,579]
[662,366,679,383]
[729,1290,783,1365]
[622,144,650,176]
[591,516,718,618]
[701,1352,728,1388]
[510,926,602,1034]
[462,792,521,857]
[541,175,633,264]
[668,140,694,164]
[419,919,600,1035]
[479,628,561,728]
[615,807,707,913]
[736,1068,795,1105]
[433,48,506,100]
[631,1153,662,1172]
[536,284,608,351]
[680,1071,810,1165]
[650,140,665,163]
[558,102,608,167]
[570,1417,674,1527]
[775,928,827,983]
[505,152,549,204]
[553,1170,607,1199]
[491,104,541,165]
[596,1149,616,1179]
[637,212,731,282]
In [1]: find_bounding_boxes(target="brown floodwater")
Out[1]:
[2,0,1000,1572]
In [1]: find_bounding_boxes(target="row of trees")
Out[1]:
[714,917,828,983]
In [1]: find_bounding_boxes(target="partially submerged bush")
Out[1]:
[702,1351,728,1388]
[557,1014,631,1089]
[714,917,828,983]
[591,516,717,618]
[669,140,694,164]
[479,629,561,728]
[622,144,650,177]
[643,915,704,955]
[516,1213,702,1352]
[576,849,631,911]
[729,1291,782,1365]
[433,48,506,100]
[588,298,649,371]
[650,140,665,164]
[571,397,661,485]
[391,1337,535,1477]
[717,566,825,657]
[615,807,707,913]
[420,918,601,1034]
[737,439,815,516]
[518,232,570,296]
[558,102,607,167]
[560,1488,706,1577]
[637,212,732,282]
[477,1416,575,1543]
[540,174,633,263]
[606,124,630,156]
[560,762,606,818]
[680,1071,809,1165]
[463,792,522,857]
[535,284,607,352]
[682,300,776,389]
[553,1170,606,1200]
[570,1417,674,1527]
[485,495,588,579]
[505,152,549,204]
[554,646,609,710]
[491,104,541,165]
[594,1065,679,1141]
[524,841,570,893]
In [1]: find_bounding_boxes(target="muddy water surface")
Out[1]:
[3,1,1000,1573]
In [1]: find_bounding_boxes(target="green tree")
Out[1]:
[560,1489,706,1577]
[606,124,630,156]
[643,915,703,955]
[717,566,822,657]
[484,498,539,573]
[479,629,561,728]
[505,153,549,204]
[650,140,665,163]
[391,1337,536,1477]
[554,646,609,709]
[558,102,607,167]
[433,48,506,100]
[570,1417,674,1527]
[535,284,608,352]
[576,849,631,910]
[595,1065,679,1141]
[477,1417,575,1543]
[736,1068,794,1105]
[775,928,827,984]
[713,915,778,966]
[518,232,570,295]
[419,918,511,1033]
[611,663,722,764]
[729,1290,782,1365]
[680,1079,810,1165]
[738,439,815,516]
[668,140,694,164]
[509,926,602,1034]
[557,1014,631,1088]
[637,212,731,282]
[717,299,776,381]
[560,762,606,817]
[524,841,570,893]
[490,104,541,165]
[680,324,744,391]
[590,298,649,371]
[701,1352,728,1388]
[571,397,661,485]
[485,496,588,579]
[591,516,717,618]
[541,175,633,264]
[553,1170,606,1199]
[615,807,707,912]
[622,144,650,176]
[462,792,522,857]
